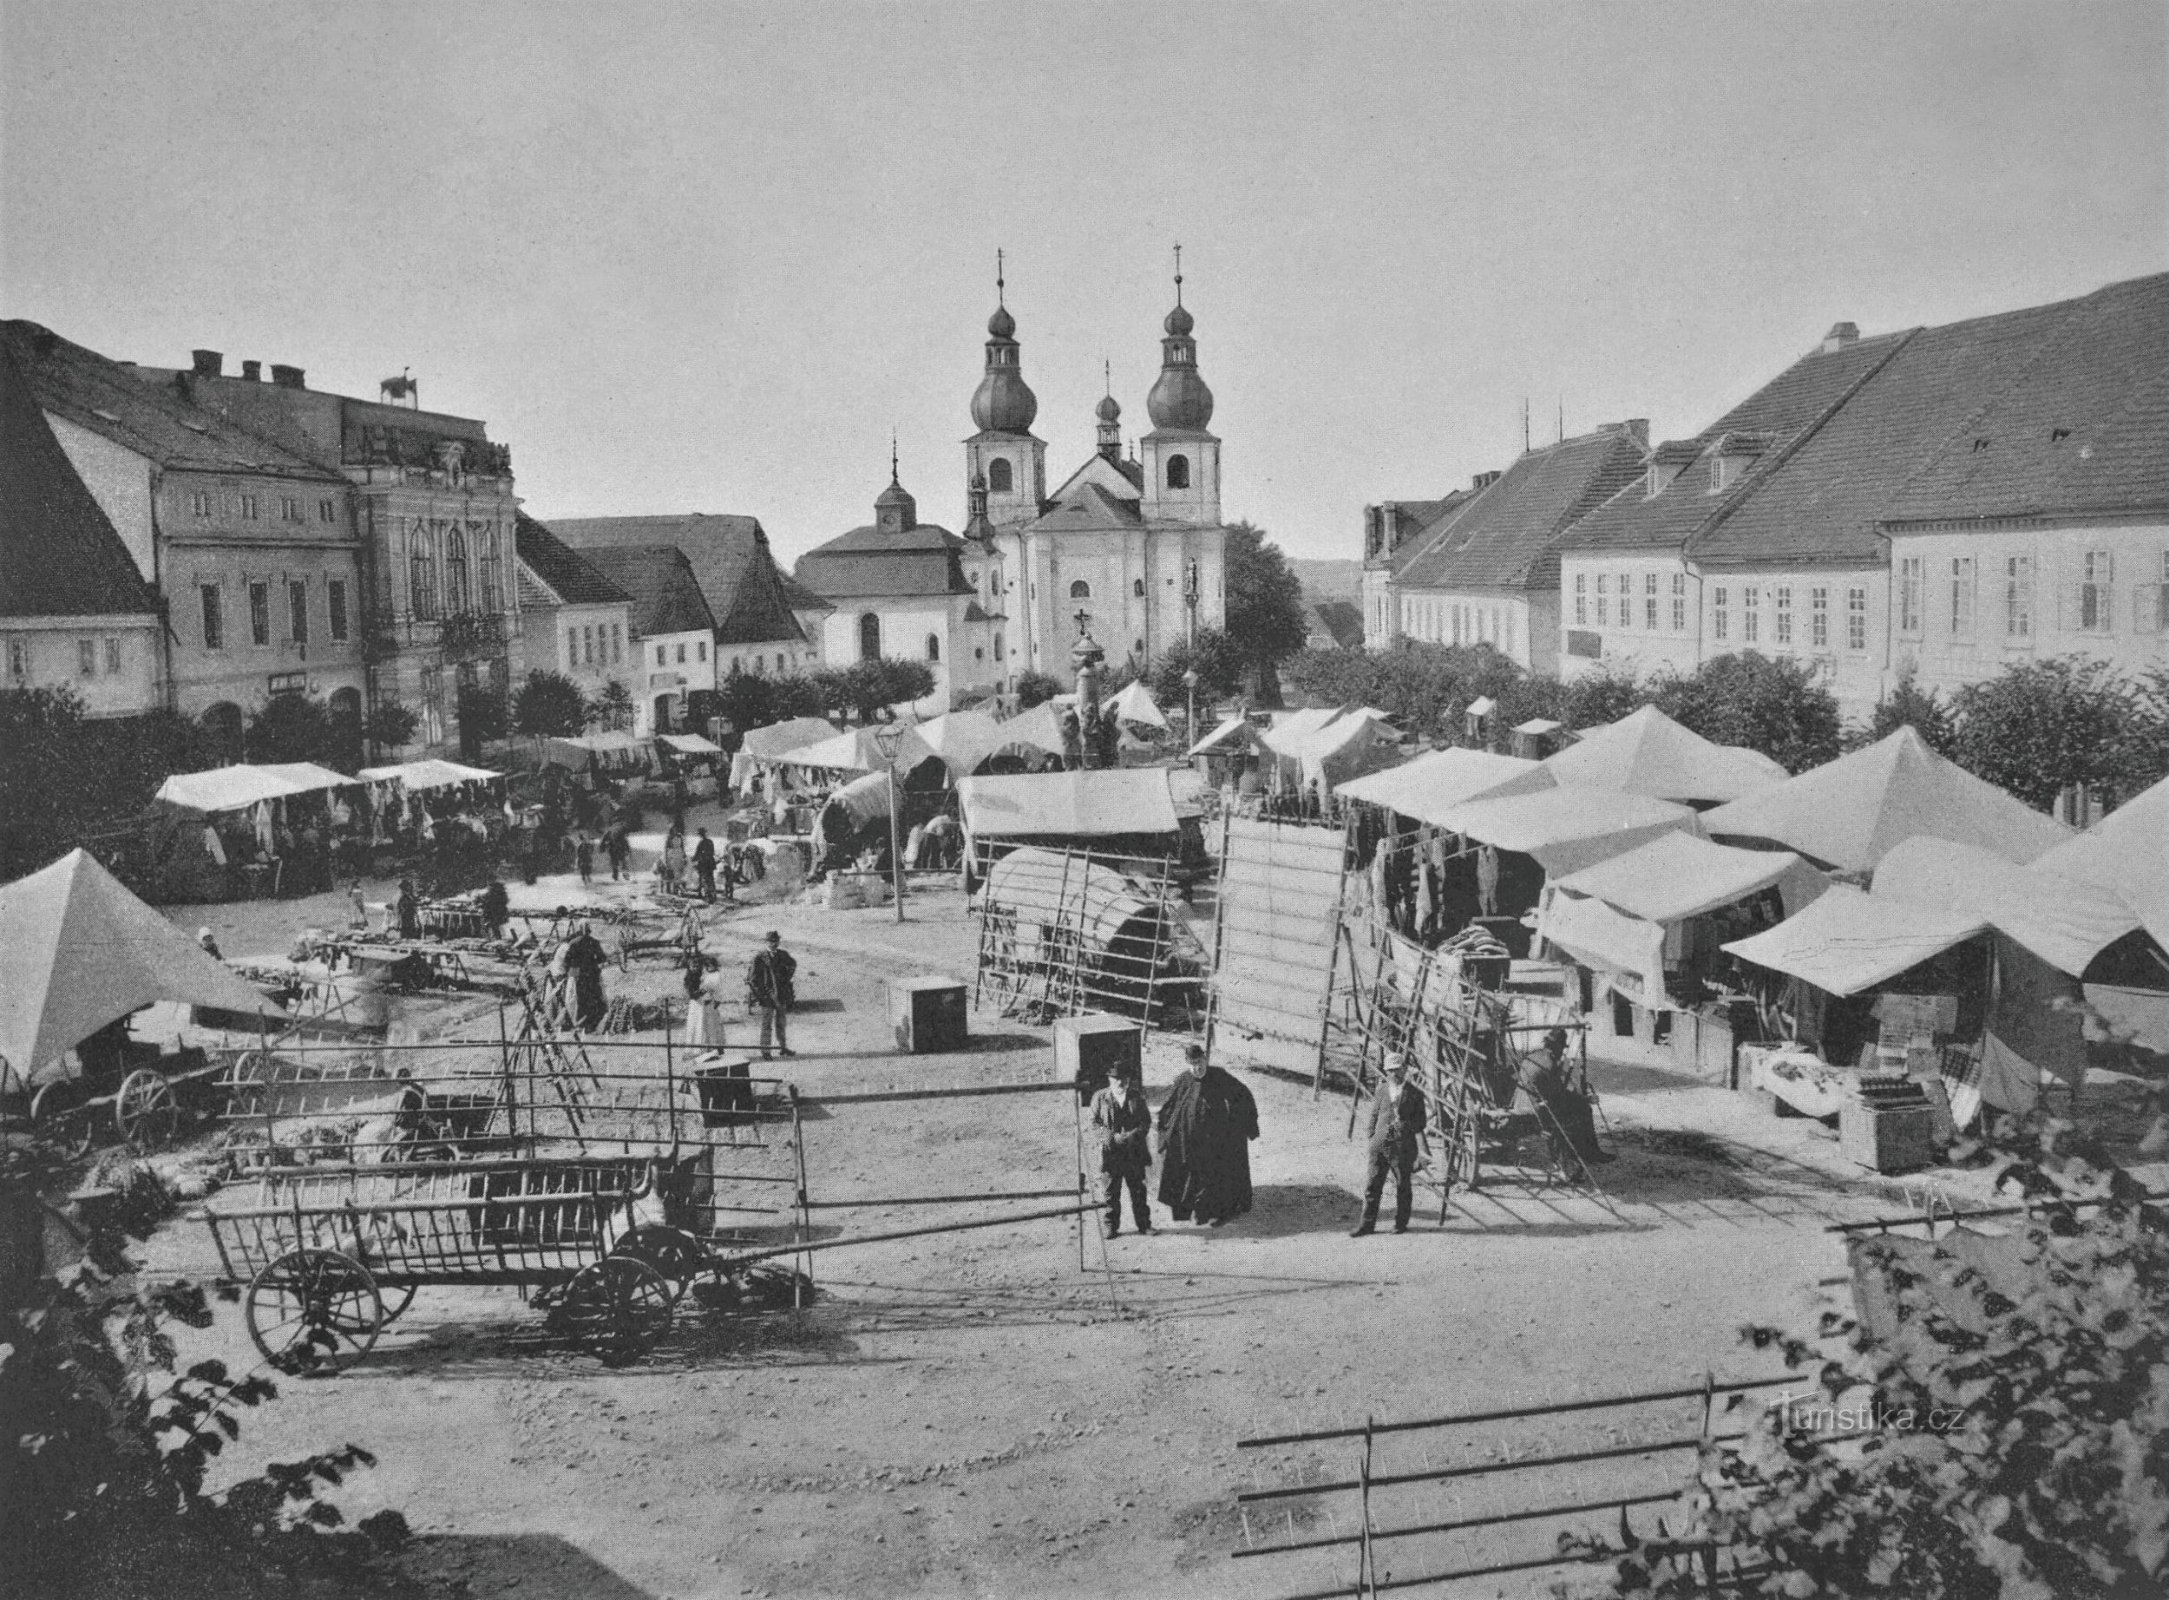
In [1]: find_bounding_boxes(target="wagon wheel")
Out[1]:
[615,1225,708,1300]
[245,1248,383,1375]
[329,1280,417,1332]
[115,1070,181,1150]
[558,1256,674,1366]
[31,1080,96,1159]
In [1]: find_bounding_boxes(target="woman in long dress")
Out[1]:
[661,824,688,895]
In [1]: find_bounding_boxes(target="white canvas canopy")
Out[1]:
[543,732,650,771]
[1539,892,1670,1008]
[355,758,501,789]
[728,717,842,785]
[1101,680,1169,731]
[1550,830,1813,924]
[2034,775,2169,951]
[155,761,355,813]
[990,700,1070,761]
[1721,883,1988,997]
[1438,786,1699,877]
[1538,705,1787,804]
[1337,747,1554,825]
[910,709,1008,774]
[1872,835,2144,979]
[822,769,895,832]
[958,769,1179,839]
[982,846,1159,956]
[656,732,723,755]
[779,724,934,775]
[1186,714,1257,758]
[0,849,286,1090]
[1701,727,2070,872]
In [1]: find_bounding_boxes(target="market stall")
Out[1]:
[1537,704,1788,806]
[150,761,361,899]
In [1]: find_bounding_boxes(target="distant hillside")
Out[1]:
[1288,558,1361,604]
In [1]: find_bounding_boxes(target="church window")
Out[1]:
[443,527,470,614]
[1132,578,1145,598]
[993,634,1004,661]
[409,528,438,620]
[858,612,882,662]
[1069,580,1091,600]
[1165,454,1190,490]
[987,458,1013,493]
[926,633,941,662]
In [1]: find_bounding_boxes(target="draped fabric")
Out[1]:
[1155,1066,1259,1223]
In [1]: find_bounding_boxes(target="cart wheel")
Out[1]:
[374,1283,420,1327]
[115,1070,181,1150]
[559,1256,674,1366]
[31,1080,96,1159]
[245,1248,383,1375]
[616,1225,706,1299]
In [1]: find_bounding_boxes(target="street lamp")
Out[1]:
[871,722,910,923]
[1183,667,1200,747]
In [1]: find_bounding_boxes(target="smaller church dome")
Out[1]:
[1095,393,1121,422]
[988,304,1016,339]
[1163,304,1194,337]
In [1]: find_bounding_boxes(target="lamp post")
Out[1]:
[1183,666,1200,748]
[871,723,909,923]
[1070,608,1104,773]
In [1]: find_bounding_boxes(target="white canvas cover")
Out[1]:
[1538,704,1787,804]
[982,846,1158,956]
[1872,835,2142,979]
[1101,680,1169,731]
[1538,891,1670,1007]
[155,762,355,812]
[1721,884,1987,997]
[1701,727,2070,872]
[910,709,1008,774]
[823,769,894,831]
[656,733,723,755]
[2034,775,2169,951]
[543,732,651,771]
[1551,830,1811,924]
[355,758,501,789]
[0,849,285,1089]
[958,769,1179,839]
[1186,714,1257,758]
[1439,786,1699,877]
[990,700,1071,760]
[779,724,934,774]
[728,717,841,785]
[1337,747,1555,825]
[1259,707,1344,751]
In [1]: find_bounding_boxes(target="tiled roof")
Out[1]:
[576,545,717,639]
[1309,600,1365,649]
[1563,332,1907,555]
[777,569,835,613]
[1378,492,1474,575]
[549,513,808,646]
[1,322,346,482]
[514,513,631,608]
[794,514,976,601]
[0,342,158,619]
[1399,428,1649,592]
[1025,482,1145,533]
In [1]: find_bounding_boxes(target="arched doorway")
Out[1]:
[199,702,244,764]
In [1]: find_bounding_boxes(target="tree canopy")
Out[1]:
[1224,522,1310,685]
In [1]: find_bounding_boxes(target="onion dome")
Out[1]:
[988,304,1016,340]
[1163,303,1194,337]
[1146,294,1214,432]
[971,254,1038,434]
[1095,392,1121,422]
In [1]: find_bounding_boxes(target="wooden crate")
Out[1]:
[1840,1101,1937,1174]
[889,976,968,1054]
[1053,1014,1141,1102]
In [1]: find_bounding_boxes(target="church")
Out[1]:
[793,265,1230,707]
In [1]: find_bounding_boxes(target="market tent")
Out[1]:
[1101,680,1169,731]
[1186,714,1257,758]
[542,732,651,772]
[990,700,1070,761]
[0,849,285,1090]
[1438,786,1699,877]
[155,762,355,812]
[1721,884,1988,997]
[822,769,895,832]
[1700,727,2070,872]
[1871,835,2146,980]
[728,717,842,786]
[656,733,724,756]
[355,758,501,789]
[911,709,1008,775]
[1549,830,1815,924]
[1256,706,1345,755]
[1337,747,1554,825]
[779,724,934,775]
[2035,775,2169,950]
[1538,705,1787,804]
[1259,708,1403,794]
[957,769,1179,840]
[1538,893,1670,1009]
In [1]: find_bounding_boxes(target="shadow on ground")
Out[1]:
[399,1533,654,1599]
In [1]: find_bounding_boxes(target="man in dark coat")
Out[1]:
[745,930,797,1058]
[1156,1044,1259,1226]
[1090,1069,1153,1238]
[1352,1052,1426,1236]
[563,920,609,1031]
[395,879,419,941]
[693,828,719,902]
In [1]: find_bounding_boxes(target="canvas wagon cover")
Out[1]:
[958,769,1179,839]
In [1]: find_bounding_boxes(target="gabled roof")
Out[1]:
[1,322,346,483]
[1399,428,1648,592]
[549,513,808,646]
[794,516,975,600]
[0,341,158,620]
[1376,490,1477,575]
[1046,452,1146,509]
[514,512,631,608]
[1307,600,1365,650]
[1024,481,1145,533]
[575,545,717,639]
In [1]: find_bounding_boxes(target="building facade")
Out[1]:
[576,545,719,736]
[514,513,635,703]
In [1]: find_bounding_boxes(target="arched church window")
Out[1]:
[1132,578,1146,598]
[926,633,941,663]
[443,526,470,614]
[1069,579,1091,600]
[987,458,1013,493]
[1165,454,1190,490]
[858,612,882,662]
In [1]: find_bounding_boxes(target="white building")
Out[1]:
[576,545,719,736]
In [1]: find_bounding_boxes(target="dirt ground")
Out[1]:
[129,820,2166,1600]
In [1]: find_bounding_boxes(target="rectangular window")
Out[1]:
[103,638,121,673]
[1712,586,1729,642]
[567,628,578,666]
[697,641,708,662]
[2006,555,2034,639]
[1742,585,1760,644]
[611,624,623,664]
[2078,549,2112,632]
[675,643,686,665]
[238,493,260,520]
[1643,572,1659,631]
[281,496,302,522]
[1847,586,1868,652]
[1618,572,1633,627]
[583,626,595,665]
[1949,557,1975,636]
[327,579,348,642]
[1774,585,1793,646]
[1595,574,1610,628]
[249,581,271,647]
[1669,573,1686,632]
[6,638,26,679]
[200,584,223,650]
[1899,555,1924,635]
[288,580,308,644]
[656,644,666,667]
[318,497,337,522]
[79,639,97,677]
[1810,586,1829,649]
[1573,573,1587,626]
[190,490,213,518]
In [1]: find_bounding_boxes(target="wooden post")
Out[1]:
[1201,805,1234,1064]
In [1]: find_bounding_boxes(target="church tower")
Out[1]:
[964,254,1046,530]
[1139,249,1220,527]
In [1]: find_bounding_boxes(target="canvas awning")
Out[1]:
[1337,747,1555,825]
[2034,774,2169,951]
[656,732,724,755]
[1439,787,1699,877]
[1257,706,1347,756]
[1871,835,2144,979]
[1721,884,1988,997]
[0,849,286,1090]
[1101,680,1170,731]
[1538,705,1787,804]
[738,717,842,760]
[1550,830,1813,924]
[1539,891,1669,1008]
[543,732,651,770]
[1186,714,1257,758]
[1512,718,1564,736]
[910,709,1008,775]
[354,758,502,789]
[780,724,934,775]
[823,769,894,832]
[957,769,1179,839]
[1701,727,2069,872]
[155,762,356,812]
[990,700,1071,760]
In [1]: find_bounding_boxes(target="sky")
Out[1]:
[3,1,2163,566]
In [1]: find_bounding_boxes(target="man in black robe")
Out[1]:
[1156,1044,1259,1226]
[563,921,608,1031]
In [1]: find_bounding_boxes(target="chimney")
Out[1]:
[1472,470,1502,491]
[1382,504,1401,550]
[1821,321,1860,354]
[1612,418,1650,449]
[240,359,262,381]
[270,364,305,389]
[191,349,224,378]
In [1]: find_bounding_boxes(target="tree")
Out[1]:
[511,671,587,740]
[365,697,418,753]
[1654,652,1841,774]
[714,669,781,734]
[1224,521,1310,689]
[455,682,507,758]
[1149,629,1247,708]
[1559,669,1654,731]
[586,678,635,732]
[1858,666,1956,754]
[836,658,936,722]
[1949,657,2134,811]
[243,693,334,765]
[1012,670,1062,710]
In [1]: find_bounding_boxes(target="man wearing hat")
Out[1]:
[744,930,797,1058]
[1351,1051,1427,1237]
